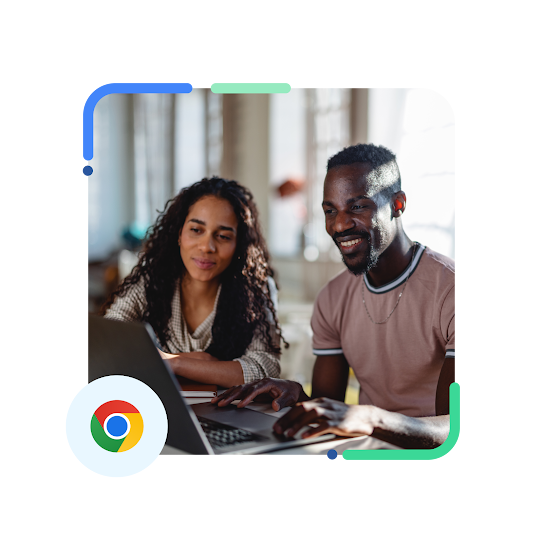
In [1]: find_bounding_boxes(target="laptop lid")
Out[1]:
[89,315,336,455]
[88,315,213,454]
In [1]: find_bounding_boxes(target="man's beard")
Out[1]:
[334,232,380,276]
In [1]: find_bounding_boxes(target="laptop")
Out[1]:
[88,315,334,454]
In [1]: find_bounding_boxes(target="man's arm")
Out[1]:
[366,411,450,449]
[436,358,455,415]
[370,357,454,449]
[311,354,350,401]
[274,357,455,449]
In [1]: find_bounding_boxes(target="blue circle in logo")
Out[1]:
[107,415,128,437]
[327,449,338,460]
[83,165,93,176]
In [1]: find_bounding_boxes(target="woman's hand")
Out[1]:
[211,377,308,411]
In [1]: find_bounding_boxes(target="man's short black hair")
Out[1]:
[327,143,401,204]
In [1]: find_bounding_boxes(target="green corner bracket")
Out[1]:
[343,382,460,460]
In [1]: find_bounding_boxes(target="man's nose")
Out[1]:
[333,210,356,234]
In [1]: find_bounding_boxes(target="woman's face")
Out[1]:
[179,195,238,283]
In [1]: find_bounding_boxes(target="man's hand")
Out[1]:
[211,377,307,411]
[273,398,378,439]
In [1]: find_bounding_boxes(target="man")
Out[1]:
[211,144,455,449]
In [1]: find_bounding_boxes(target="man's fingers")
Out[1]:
[273,404,304,433]
[301,422,331,439]
[282,409,324,438]
[274,403,322,435]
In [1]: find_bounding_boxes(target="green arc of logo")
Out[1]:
[91,414,125,452]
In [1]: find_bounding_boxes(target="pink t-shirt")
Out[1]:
[311,245,455,417]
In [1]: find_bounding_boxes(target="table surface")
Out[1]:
[161,397,401,455]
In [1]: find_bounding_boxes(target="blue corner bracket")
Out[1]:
[83,83,192,161]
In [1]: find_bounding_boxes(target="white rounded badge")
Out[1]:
[66,375,168,477]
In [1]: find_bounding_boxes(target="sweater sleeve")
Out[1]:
[233,277,281,383]
[104,279,147,322]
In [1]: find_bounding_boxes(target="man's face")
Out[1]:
[323,163,394,275]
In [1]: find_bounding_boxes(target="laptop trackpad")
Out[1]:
[192,402,277,433]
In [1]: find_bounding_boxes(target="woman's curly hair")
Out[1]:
[102,177,287,360]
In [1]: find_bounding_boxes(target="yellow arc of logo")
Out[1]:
[117,413,144,452]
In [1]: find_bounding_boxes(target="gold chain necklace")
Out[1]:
[362,243,418,325]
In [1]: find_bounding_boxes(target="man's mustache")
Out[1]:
[332,229,370,244]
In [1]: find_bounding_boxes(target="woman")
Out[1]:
[102,177,286,388]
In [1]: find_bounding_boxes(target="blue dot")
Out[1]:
[83,165,93,176]
[327,449,338,460]
[107,416,128,437]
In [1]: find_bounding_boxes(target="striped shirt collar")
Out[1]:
[363,243,426,294]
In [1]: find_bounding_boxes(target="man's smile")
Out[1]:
[334,233,369,255]
[339,238,365,256]
[340,238,362,248]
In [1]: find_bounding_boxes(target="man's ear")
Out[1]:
[392,191,407,218]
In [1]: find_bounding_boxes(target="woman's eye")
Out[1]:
[219,235,231,241]
[191,228,201,233]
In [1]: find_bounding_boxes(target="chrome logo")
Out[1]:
[67,376,167,476]
[90,400,144,452]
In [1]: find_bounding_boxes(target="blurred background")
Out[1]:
[88,88,454,400]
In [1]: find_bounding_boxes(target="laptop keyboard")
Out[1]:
[198,417,262,449]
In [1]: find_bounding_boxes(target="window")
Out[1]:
[174,89,206,190]
[89,91,212,262]
[205,90,223,177]
[369,88,455,258]
[401,89,455,258]
[269,89,307,257]
[88,93,134,261]
[305,89,351,262]
[134,94,175,230]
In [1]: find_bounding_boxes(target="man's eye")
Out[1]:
[324,209,335,214]
[352,205,366,211]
